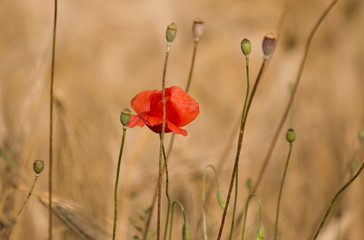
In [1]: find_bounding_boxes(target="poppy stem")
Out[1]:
[160,136,171,240]
[228,54,250,239]
[240,194,263,240]
[112,127,127,240]
[169,200,188,240]
[48,1,58,238]
[217,57,265,240]
[157,42,171,240]
[251,0,339,194]
[274,142,293,240]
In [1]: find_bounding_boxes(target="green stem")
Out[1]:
[161,136,171,240]
[169,200,187,240]
[229,56,250,239]
[7,175,39,240]
[49,1,58,239]
[112,127,127,240]
[185,40,198,92]
[274,142,293,240]
[241,194,263,240]
[202,164,221,240]
[313,161,364,240]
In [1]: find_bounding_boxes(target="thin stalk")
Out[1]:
[157,42,170,240]
[169,200,187,240]
[228,56,251,239]
[112,127,128,240]
[274,142,293,240]
[7,175,40,239]
[217,59,266,240]
[49,1,58,239]
[252,0,339,193]
[185,40,198,92]
[161,137,171,240]
[202,165,221,240]
[241,194,263,240]
[313,161,364,239]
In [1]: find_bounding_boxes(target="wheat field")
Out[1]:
[1,0,364,239]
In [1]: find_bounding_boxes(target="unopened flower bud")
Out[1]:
[182,222,192,240]
[262,33,276,59]
[217,189,226,209]
[241,38,251,57]
[33,160,44,175]
[358,128,364,143]
[120,108,131,126]
[193,17,204,41]
[166,23,178,43]
[256,224,265,240]
[286,128,296,143]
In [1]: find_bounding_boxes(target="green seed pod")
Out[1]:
[166,23,178,43]
[193,17,204,41]
[262,33,276,59]
[241,38,251,57]
[286,128,296,143]
[217,189,226,210]
[120,108,131,126]
[358,128,364,143]
[33,160,44,175]
[182,222,192,240]
[256,224,265,240]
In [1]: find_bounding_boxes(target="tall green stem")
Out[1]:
[112,128,127,240]
[313,161,364,239]
[229,56,250,239]
[160,137,171,240]
[274,142,293,239]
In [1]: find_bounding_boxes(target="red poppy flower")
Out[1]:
[127,86,199,136]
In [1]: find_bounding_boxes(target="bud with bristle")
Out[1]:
[166,23,178,43]
[358,128,364,143]
[256,224,265,240]
[182,222,192,240]
[286,128,296,143]
[262,33,276,59]
[33,160,44,175]
[241,38,251,57]
[217,190,226,209]
[192,17,204,41]
[120,108,131,127]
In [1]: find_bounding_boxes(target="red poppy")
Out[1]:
[127,86,199,136]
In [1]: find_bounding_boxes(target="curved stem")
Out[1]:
[112,128,127,240]
[169,200,187,240]
[7,175,39,239]
[241,194,263,240]
[274,142,293,240]
[313,161,364,240]
[48,1,58,239]
[217,58,266,240]
[202,164,221,240]
[161,138,171,240]
[252,0,340,193]
[229,56,251,239]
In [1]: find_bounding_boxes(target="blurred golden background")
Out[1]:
[1,0,364,239]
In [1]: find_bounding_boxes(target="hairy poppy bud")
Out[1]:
[166,23,178,43]
[193,17,204,41]
[120,108,131,126]
[217,190,226,210]
[256,224,265,240]
[262,33,276,59]
[182,222,192,240]
[33,160,44,175]
[358,128,364,143]
[241,38,251,57]
[286,128,296,143]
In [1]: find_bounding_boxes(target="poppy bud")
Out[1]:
[256,224,265,240]
[33,160,44,175]
[120,108,131,126]
[358,128,364,143]
[262,33,276,59]
[286,128,296,143]
[192,17,204,41]
[182,222,192,240]
[217,190,226,210]
[166,23,178,43]
[241,38,251,57]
